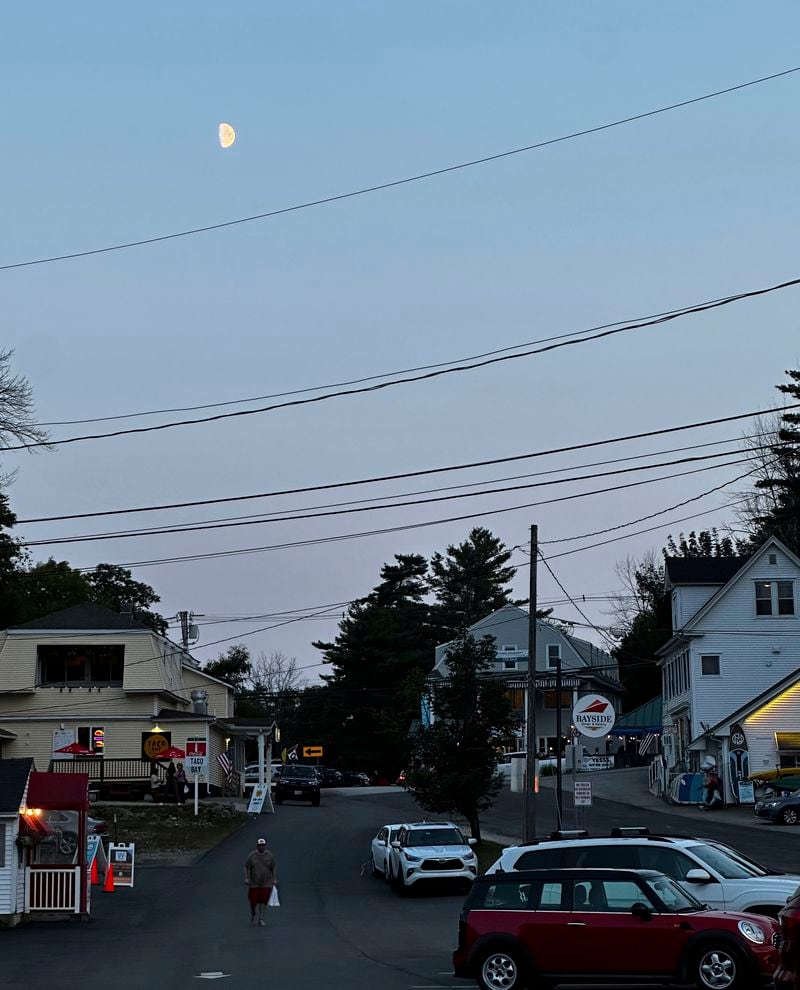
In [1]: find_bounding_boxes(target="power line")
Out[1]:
[17,403,797,524]
[4,65,797,273]
[19,450,759,548]
[5,278,800,453]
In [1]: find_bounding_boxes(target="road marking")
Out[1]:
[195,974,230,980]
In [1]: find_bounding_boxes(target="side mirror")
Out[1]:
[468,838,477,846]
[631,902,652,921]
[391,841,401,849]
[685,869,713,884]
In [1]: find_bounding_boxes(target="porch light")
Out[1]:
[152,723,164,733]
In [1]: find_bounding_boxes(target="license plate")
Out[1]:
[294,790,304,796]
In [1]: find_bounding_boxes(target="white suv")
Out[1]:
[486,827,800,917]
[388,821,478,893]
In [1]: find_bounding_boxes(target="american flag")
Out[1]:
[217,751,233,779]
[638,733,658,757]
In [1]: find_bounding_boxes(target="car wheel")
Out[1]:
[782,807,799,825]
[694,945,745,990]
[477,947,526,990]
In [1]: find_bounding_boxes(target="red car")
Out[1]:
[776,883,800,990]
[453,868,779,989]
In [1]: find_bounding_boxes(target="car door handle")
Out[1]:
[566,922,586,927]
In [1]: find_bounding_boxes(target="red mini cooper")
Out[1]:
[453,868,779,989]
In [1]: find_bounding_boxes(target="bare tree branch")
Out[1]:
[0,349,50,450]
[249,650,304,694]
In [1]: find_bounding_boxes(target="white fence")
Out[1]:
[25,867,80,913]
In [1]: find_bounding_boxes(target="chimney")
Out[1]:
[191,688,208,716]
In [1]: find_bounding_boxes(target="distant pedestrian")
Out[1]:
[166,760,177,802]
[176,762,188,804]
[149,763,164,802]
[244,837,277,926]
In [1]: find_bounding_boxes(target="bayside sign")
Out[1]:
[573,694,616,739]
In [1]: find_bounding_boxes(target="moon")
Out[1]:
[218,123,236,149]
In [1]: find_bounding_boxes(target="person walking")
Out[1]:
[244,837,277,926]
[175,762,188,804]
[166,760,177,802]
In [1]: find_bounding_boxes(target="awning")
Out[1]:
[0,728,17,740]
[27,772,89,812]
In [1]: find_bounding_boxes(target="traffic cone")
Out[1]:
[103,864,115,893]
[90,857,99,885]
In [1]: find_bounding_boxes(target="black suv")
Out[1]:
[275,764,321,806]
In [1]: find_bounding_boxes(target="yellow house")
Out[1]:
[0,603,261,796]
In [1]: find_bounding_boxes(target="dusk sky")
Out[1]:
[3,3,800,680]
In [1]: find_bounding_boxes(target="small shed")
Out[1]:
[0,758,34,927]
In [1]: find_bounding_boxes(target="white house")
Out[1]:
[0,758,33,927]
[430,605,622,755]
[657,536,800,799]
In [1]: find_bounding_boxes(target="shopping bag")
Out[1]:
[268,886,280,907]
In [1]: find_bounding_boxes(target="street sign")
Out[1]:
[108,842,135,887]
[574,781,593,807]
[187,754,207,776]
[248,784,269,814]
[302,745,323,759]
[572,694,616,739]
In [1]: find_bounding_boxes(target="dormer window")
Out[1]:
[769,553,778,565]
[38,644,124,686]
[755,581,795,617]
[547,644,561,670]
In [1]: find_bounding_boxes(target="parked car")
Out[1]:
[339,770,370,787]
[243,762,283,793]
[755,790,800,825]
[776,882,800,990]
[486,827,800,917]
[42,810,108,856]
[369,823,404,878]
[454,867,780,990]
[388,821,477,893]
[317,767,343,787]
[275,764,321,806]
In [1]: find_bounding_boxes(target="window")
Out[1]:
[565,845,636,869]
[543,690,571,710]
[573,879,652,913]
[701,655,720,676]
[38,645,124,686]
[547,645,561,670]
[514,849,563,871]
[505,687,524,710]
[637,846,695,881]
[0,823,4,868]
[477,881,533,910]
[769,553,778,565]
[535,881,566,910]
[755,580,796,616]
[77,726,105,754]
[501,645,518,652]
[503,660,517,670]
[776,733,800,769]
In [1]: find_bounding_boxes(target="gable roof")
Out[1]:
[0,758,33,814]
[689,667,800,744]
[664,557,749,586]
[8,602,151,632]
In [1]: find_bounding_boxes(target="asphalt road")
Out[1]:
[1,786,796,990]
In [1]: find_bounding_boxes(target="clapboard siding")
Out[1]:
[181,668,233,719]
[674,586,719,626]
[744,681,800,773]
[0,818,12,915]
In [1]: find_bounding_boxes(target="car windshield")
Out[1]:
[284,766,316,779]
[407,827,464,847]
[644,876,702,912]
[688,842,768,879]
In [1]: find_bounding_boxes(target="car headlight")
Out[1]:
[738,920,767,944]
[403,852,422,862]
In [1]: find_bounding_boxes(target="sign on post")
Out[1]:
[572,695,616,739]
[108,842,135,887]
[302,745,323,759]
[187,754,207,775]
[574,781,593,806]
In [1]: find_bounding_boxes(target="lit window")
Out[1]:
[755,581,795,617]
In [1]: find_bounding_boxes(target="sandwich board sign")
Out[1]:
[108,842,135,888]
[247,784,269,814]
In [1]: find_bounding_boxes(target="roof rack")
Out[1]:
[610,827,650,837]
[549,829,589,840]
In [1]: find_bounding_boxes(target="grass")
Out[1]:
[476,839,506,874]
[94,803,247,860]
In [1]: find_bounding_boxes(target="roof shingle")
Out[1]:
[9,602,150,632]
[664,557,748,586]
[0,758,33,814]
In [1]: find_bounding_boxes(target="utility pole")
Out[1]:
[555,645,563,827]
[524,525,538,843]
[178,611,190,651]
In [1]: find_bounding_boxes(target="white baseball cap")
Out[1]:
[257,837,266,845]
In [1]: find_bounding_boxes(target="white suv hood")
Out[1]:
[405,844,471,857]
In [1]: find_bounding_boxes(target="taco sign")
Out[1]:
[572,694,616,739]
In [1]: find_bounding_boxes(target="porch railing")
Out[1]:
[48,758,164,781]
[25,866,80,913]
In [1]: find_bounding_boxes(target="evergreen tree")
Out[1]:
[408,633,516,842]
[429,527,517,639]
[313,553,436,775]
[204,644,253,694]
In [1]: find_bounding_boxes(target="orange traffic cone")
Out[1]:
[90,857,99,885]
[103,864,115,892]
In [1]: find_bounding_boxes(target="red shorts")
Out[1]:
[248,886,273,907]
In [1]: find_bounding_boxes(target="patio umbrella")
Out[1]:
[155,746,186,761]
[55,741,93,755]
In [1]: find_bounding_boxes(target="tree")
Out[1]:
[85,563,167,634]
[408,633,516,842]
[313,553,436,774]
[5,558,89,626]
[429,527,517,639]
[204,644,252,694]
[0,493,25,627]
[665,528,744,558]
[0,348,49,451]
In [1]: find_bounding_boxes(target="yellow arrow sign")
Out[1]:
[302,745,323,758]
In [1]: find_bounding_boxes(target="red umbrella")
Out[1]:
[155,746,186,761]
[55,741,93,755]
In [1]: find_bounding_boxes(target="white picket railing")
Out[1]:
[24,867,80,913]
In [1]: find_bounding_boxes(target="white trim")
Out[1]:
[6,628,151,637]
